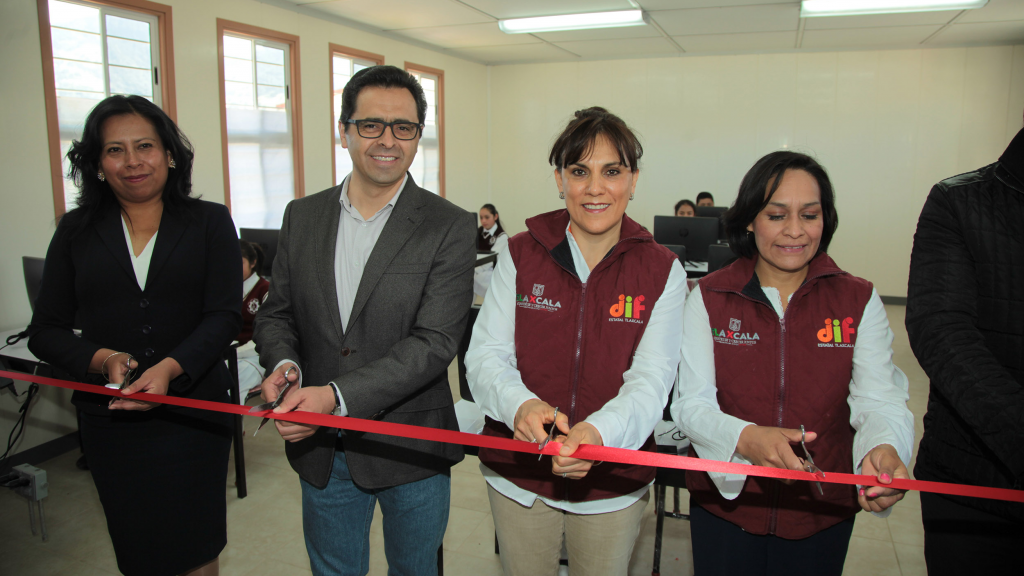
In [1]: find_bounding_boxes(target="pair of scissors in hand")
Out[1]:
[537,407,559,460]
[800,424,825,495]
[249,366,297,436]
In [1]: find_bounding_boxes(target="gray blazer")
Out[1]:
[253,176,476,489]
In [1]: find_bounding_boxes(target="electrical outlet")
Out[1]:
[12,464,47,501]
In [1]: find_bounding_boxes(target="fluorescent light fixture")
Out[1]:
[801,0,988,17]
[498,10,648,34]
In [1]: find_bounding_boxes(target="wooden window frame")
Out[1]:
[329,44,383,186]
[216,18,304,212]
[37,0,177,219]
[404,62,445,198]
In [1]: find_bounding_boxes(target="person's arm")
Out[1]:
[491,233,509,255]
[581,260,687,450]
[906,185,1024,480]
[333,211,477,418]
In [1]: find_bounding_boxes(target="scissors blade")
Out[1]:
[537,407,559,460]
[800,425,825,496]
[251,381,295,436]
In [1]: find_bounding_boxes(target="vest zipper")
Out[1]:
[768,314,786,535]
[569,282,588,429]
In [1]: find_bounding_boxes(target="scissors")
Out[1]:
[249,366,297,436]
[800,424,825,496]
[104,354,137,396]
[537,407,559,460]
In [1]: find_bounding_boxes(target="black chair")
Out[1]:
[662,244,686,263]
[22,257,45,312]
[224,345,247,499]
[707,243,738,274]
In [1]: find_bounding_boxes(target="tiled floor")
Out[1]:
[1,305,928,575]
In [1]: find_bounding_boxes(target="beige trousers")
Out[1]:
[487,484,649,576]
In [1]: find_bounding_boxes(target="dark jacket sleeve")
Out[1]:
[336,211,477,418]
[906,184,1024,480]
[253,201,302,372]
[165,204,243,391]
[28,218,102,380]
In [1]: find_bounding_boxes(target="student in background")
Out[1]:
[675,199,696,217]
[235,239,270,402]
[672,151,913,576]
[475,203,508,298]
[696,191,715,207]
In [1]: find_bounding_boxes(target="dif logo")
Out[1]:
[610,294,645,319]
[818,317,856,344]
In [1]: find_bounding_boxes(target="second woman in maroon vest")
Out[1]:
[671,151,915,575]
[466,108,687,576]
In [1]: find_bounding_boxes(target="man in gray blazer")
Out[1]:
[253,65,476,576]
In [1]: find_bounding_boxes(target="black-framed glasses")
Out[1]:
[345,119,422,141]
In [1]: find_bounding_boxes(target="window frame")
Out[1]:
[37,0,177,219]
[216,18,304,213]
[404,62,445,198]
[329,44,383,187]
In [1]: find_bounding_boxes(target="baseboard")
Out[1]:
[1,431,79,474]
[880,295,907,306]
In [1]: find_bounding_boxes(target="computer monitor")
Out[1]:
[707,243,738,274]
[22,256,44,312]
[661,244,686,263]
[239,228,280,279]
[695,206,728,241]
[653,216,719,262]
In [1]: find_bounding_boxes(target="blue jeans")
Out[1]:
[300,449,451,576]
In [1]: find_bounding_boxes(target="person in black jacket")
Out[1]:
[28,95,241,576]
[906,125,1024,574]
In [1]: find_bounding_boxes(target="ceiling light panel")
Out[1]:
[801,0,989,18]
[498,10,648,34]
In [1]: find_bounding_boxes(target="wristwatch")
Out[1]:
[328,382,344,416]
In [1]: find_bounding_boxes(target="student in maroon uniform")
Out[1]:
[466,107,687,576]
[671,151,914,575]
[235,240,270,402]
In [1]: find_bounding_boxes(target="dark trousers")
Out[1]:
[690,500,854,576]
[922,492,1024,575]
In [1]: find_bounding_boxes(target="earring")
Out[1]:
[558,192,565,200]
[97,172,105,181]
[629,193,635,200]
[169,159,176,169]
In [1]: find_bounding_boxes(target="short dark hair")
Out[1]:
[340,65,427,128]
[674,199,696,214]
[724,151,838,259]
[696,191,714,204]
[549,107,642,173]
[480,203,498,217]
[64,95,196,233]
[240,240,265,276]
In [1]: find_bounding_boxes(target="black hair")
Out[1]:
[696,191,714,204]
[674,199,696,214]
[339,65,428,128]
[481,203,499,219]
[549,107,642,173]
[723,151,838,259]
[63,95,196,234]
[239,240,265,277]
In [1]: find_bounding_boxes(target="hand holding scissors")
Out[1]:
[249,365,298,436]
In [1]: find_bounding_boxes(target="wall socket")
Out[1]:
[12,464,48,501]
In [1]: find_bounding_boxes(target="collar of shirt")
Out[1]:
[242,272,260,299]
[564,223,593,284]
[483,223,498,236]
[339,173,408,222]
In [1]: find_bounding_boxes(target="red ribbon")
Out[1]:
[5,369,1022,504]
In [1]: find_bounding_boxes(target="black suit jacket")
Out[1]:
[29,201,242,414]
[253,176,476,489]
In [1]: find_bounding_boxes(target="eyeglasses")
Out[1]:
[345,119,422,141]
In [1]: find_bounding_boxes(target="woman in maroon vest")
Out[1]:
[671,151,915,575]
[466,108,687,575]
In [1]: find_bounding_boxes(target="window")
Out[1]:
[37,0,176,217]
[217,20,303,230]
[405,63,444,197]
[330,45,383,186]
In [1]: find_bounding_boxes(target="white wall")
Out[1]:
[0,0,489,455]
[488,46,1024,298]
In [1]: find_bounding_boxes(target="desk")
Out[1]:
[0,327,39,367]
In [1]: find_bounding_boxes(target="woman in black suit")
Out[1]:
[29,95,241,576]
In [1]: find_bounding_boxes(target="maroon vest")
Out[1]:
[239,276,270,345]
[688,254,873,539]
[478,210,676,502]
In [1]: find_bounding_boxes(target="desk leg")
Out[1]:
[227,351,246,499]
[653,483,665,576]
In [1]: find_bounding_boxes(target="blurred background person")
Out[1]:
[474,203,508,299]
[675,199,696,217]
[696,191,715,207]
[236,239,270,402]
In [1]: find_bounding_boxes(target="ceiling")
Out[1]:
[274,0,1024,65]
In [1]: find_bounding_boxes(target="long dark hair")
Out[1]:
[239,240,265,277]
[723,151,838,259]
[63,95,197,234]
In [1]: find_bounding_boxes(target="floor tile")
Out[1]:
[886,504,925,547]
[894,542,927,576]
[842,536,901,576]
[852,510,891,541]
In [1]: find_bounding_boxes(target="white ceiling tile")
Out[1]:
[801,25,940,49]
[639,0,793,9]
[392,22,539,48]
[674,30,797,53]
[803,10,961,30]
[957,0,1024,24]
[550,36,680,58]
[449,42,578,65]
[928,21,1024,45]
[533,24,662,42]
[309,0,492,30]
[650,4,800,36]
[457,0,634,19]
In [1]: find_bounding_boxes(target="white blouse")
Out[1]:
[121,216,158,290]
